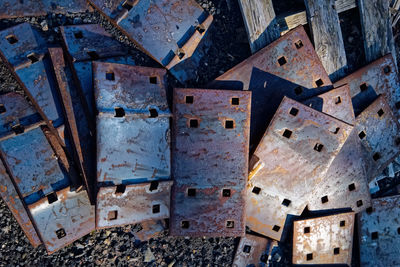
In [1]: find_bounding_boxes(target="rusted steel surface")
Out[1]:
[359,195,400,267]
[334,54,400,118]
[96,181,172,229]
[355,95,400,181]
[292,212,355,265]
[209,25,332,150]
[0,157,41,247]
[0,0,90,19]
[87,0,213,83]
[94,62,170,184]
[49,47,96,203]
[304,86,371,212]
[133,220,167,242]
[28,186,95,254]
[247,97,353,240]
[232,234,277,267]
[170,88,251,237]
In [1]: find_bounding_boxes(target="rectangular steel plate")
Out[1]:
[292,212,355,265]
[232,234,277,267]
[359,195,400,267]
[209,26,332,150]
[355,95,400,181]
[96,180,172,229]
[28,186,95,254]
[0,158,41,247]
[88,0,213,83]
[170,88,251,237]
[246,97,353,240]
[334,54,400,118]
[303,86,371,213]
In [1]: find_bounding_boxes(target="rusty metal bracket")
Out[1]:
[246,97,353,241]
[355,95,400,181]
[292,212,355,265]
[96,181,172,229]
[334,54,400,118]
[87,0,213,83]
[303,86,372,213]
[170,88,251,237]
[359,195,400,267]
[209,25,332,151]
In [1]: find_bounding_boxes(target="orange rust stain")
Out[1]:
[100,157,107,162]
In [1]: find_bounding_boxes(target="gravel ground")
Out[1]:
[0,1,398,266]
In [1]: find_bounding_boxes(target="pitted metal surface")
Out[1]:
[28,187,95,254]
[170,88,251,237]
[246,97,353,240]
[133,220,167,242]
[292,212,355,265]
[209,26,332,150]
[96,181,172,229]
[359,195,400,267]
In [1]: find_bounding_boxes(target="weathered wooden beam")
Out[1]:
[358,0,396,65]
[238,0,280,53]
[305,0,348,81]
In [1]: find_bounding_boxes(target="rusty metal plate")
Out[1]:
[303,86,371,213]
[0,157,41,247]
[232,234,278,267]
[96,180,172,229]
[359,195,400,267]
[170,88,251,237]
[88,0,213,83]
[0,0,90,18]
[334,54,400,118]
[246,97,353,241]
[209,25,332,150]
[28,186,95,254]
[355,95,400,181]
[133,220,166,242]
[292,212,355,265]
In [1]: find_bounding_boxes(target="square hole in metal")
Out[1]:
[149,181,159,191]
[252,186,261,195]
[357,200,363,207]
[27,53,38,64]
[295,40,303,49]
[108,210,118,220]
[46,192,58,204]
[282,198,291,207]
[222,189,231,197]
[321,195,329,203]
[278,56,287,66]
[373,152,381,161]
[304,226,310,234]
[12,124,24,135]
[272,225,280,232]
[189,119,199,128]
[181,221,189,229]
[306,253,313,261]
[395,137,400,146]
[149,76,157,84]
[289,107,299,116]
[226,220,234,228]
[331,127,340,134]
[294,86,303,95]
[396,102,400,109]
[348,183,356,191]
[196,25,205,34]
[231,97,239,105]
[360,83,368,92]
[282,129,292,139]
[122,0,133,10]
[188,188,196,197]
[185,96,194,104]
[149,108,158,118]
[0,104,6,114]
[115,184,126,194]
[315,79,324,87]
[106,72,115,81]
[225,120,234,129]
[334,247,340,255]
[56,228,66,239]
[152,204,160,214]
[384,65,391,74]
[366,207,373,214]
[87,51,99,60]
[359,131,366,139]
[340,220,345,227]
[397,227,400,235]
[377,109,384,117]
[371,232,378,240]
[177,50,185,59]
[6,35,18,44]
[335,96,341,104]
[243,245,251,253]
[314,143,324,152]
[114,107,125,117]
[74,31,83,39]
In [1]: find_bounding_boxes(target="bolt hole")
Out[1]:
[278,56,287,66]
[397,227,400,235]
[289,107,298,116]
[185,96,193,104]
[225,120,234,129]
[282,129,292,139]
[356,199,363,207]
[152,204,160,214]
[149,108,158,118]
[252,186,261,195]
[149,76,157,84]
[340,220,345,227]
[149,181,159,191]
[331,127,340,134]
[396,102,400,109]
[294,86,303,95]
[187,188,196,197]
[281,198,291,207]
[272,225,280,232]
[56,228,66,239]
[295,40,303,49]
[6,35,18,44]
[196,25,205,34]
[360,83,368,92]
[177,49,185,59]
[315,79,324,87]
[27,53,38,64]
[122,0,133,10]
[395,137,400,146]
[114,107,125,117]
[384,65,391,74]
[74,31,83,39]
[226,220,234,228]
[366,207,373,214]
[231,97,239,105]
[46,192,58,204]
[371,231,378,240]
[373,152,381,161]
[304,227,310,234]
[87,51,99,60]
[222,189,231,197]
[335,96,341,104]
[181,221,189,229]
[106,72,115,81]
[359,131,366,139]
[321,195,328,203]
[12,124,24,135]
[0,104,6,114]
[108,210,118,220]
[334,247,340,255]
[115,184,126,194]
[348,183,356,191]
[314,143,324,152]
[243,245,251,253]
[189,119,199,128]
[377,109,384,117]
[306,253,313,261]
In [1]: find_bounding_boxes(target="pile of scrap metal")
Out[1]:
[0,1,399,266]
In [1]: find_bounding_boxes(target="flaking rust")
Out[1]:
[247,97,353,241]
[87,0,213,83]
[209,25,332,151]
[171,88,251,237]
[292,212,355,265]
[303,85,371,212]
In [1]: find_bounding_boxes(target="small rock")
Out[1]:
[16,246,23,252]
[75,243,84,249]
[73,17,82,24]
[40,20,49,31]
[144,248,155,262]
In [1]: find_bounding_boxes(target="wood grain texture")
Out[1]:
[358,0,396,65]
[305,0,348,81]
[238,0,280,53]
